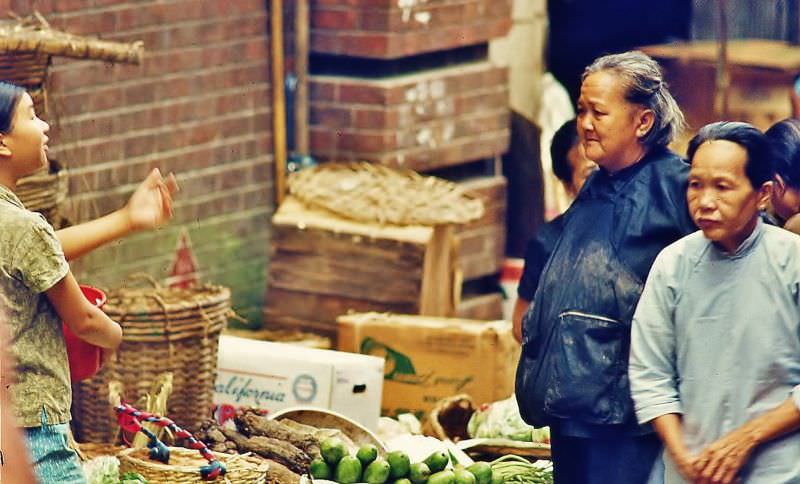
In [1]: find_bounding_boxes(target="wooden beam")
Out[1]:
[271,0,287,205]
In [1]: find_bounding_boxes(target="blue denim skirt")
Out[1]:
[25,409,86,484]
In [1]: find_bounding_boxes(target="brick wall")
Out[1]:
[310,62,510,171]
[10,0,274,323]
[310,0,512,58]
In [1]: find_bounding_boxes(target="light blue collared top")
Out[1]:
[630,220,800,483]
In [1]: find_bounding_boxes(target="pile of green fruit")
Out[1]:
[309,438,502,484]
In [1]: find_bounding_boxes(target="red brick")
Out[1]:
[310,81,337,102]
[337,82,385,104]
[310,104,353,128]
[309,127,339,153]
[340,32,392,58]
[338,131,398,153]
[310,0,511,57]
[312,8,359,30]
[352,108,397,129]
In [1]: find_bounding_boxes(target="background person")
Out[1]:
[512,118,595,342]
[764,118,800,227]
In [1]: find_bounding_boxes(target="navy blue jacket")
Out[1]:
[515,146,697,437]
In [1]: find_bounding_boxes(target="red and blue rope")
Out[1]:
[114,402,226,480]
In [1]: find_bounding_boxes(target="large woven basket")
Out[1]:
[72,281,231,443]
[17,158,68,226]
[118,447,268,483]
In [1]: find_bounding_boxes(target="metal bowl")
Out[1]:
[269,407,387,454]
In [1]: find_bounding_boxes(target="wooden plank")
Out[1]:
[271,224,428,267]
[273,197,433,245]
[264,287,419,340]
[458,175,508,204]
[269,250,423,303]
[455,292,504,320]
[420,224,458,316]
[271,0,287,204]
[456,204,506,233]
[454,175,507,279]
[640,39,800,72]
[457,223,505,280]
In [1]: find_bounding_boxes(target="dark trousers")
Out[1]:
[550,426,664,484]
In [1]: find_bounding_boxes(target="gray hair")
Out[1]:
[583,50,686,148]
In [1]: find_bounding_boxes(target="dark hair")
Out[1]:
[0,82,25,134]
[550,118,579,185]
[687,121,775,189]
[583,51,686,148]
[764,118,800,189]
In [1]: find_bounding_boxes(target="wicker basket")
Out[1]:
[17,158,68,226]
[72,281,231,443]
[118,447,268,483]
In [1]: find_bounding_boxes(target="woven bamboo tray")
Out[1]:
[118,447,268,483]
[72,281,231,444]
[287,162,484,226]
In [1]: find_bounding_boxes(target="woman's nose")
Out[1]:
[699,190,716,208]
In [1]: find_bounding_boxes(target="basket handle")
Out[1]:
[115,403,227,480]
[126,272,162,289]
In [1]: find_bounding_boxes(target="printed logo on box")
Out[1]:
[214,374,288,406]
[360,337,473,391]
[292,374,318,402]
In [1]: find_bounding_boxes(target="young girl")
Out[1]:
[0,81,178,482]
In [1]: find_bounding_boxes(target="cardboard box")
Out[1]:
[337,313,520,418]
[214,335,385,431]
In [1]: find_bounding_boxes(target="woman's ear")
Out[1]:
[0,137,11,158]
[757,180,774,210]
[636,109,655,139]
[774,174,787,196]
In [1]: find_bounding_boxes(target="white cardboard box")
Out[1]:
[214,335,384,431]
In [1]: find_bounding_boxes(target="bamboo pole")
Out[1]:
[271,0,287,205]
[295,0,309,154]
[714,0,730,119]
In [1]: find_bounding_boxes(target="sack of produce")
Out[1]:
[467,396,549,443]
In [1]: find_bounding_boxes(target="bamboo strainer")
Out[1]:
[287,161,484,226]
[118,447,268,483]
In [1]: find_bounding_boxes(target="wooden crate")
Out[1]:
[264,197,460,340]
[454,175,507,280]
[641,40,800,133]
[455,292,504,320]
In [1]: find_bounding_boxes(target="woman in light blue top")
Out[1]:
[630,121,800,484]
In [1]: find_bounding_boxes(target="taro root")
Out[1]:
[265,459,301,484]
[221,427,311,474]
[235,409,321,459]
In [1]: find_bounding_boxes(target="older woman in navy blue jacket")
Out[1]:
[516,51,698,484]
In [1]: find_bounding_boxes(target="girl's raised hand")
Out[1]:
[125,168,179,231]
